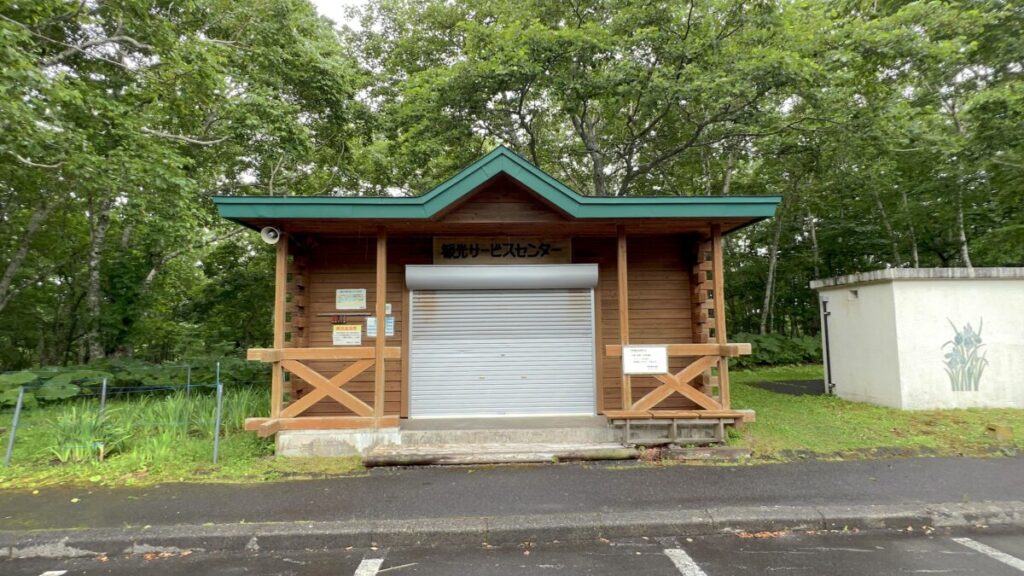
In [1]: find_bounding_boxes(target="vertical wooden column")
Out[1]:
[616,226,632,410]
[271,237,288,418]
[374,228,388,420]
[711,224,730,409]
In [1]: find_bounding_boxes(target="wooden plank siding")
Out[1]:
[435,174,570,223]
[290,236,432,417]
[574,235,701,412]
[277,179,708,418]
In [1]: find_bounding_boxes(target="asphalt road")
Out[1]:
[2,456,1023,532]
[6,529,1024,576]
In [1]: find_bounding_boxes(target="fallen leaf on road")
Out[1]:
[738,530,789,539]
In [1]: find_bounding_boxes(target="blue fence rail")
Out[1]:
[2,363,228,467]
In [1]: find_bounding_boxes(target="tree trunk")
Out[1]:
[0,201,56,314]
[955,186,973,268]
[806,209,821,279]
[871,188,902,265]
[721,149,736,196]
[85,196,113,361]
[899,189,920,268]
[701,149,712,195]
[570,110,607,196]
[760,201,785,335]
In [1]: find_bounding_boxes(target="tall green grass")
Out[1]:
[48,404,131,463]
[37,386,270,466]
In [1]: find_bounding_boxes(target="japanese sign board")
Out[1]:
[335,288,366,310]
[622,345,669,375]
[366,316,395,338]
[332,324,362,346]
[433,237,570,264]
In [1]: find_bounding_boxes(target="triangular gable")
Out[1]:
[434,173,571,223]
[417,146,587,219]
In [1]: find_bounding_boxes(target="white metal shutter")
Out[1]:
[409,289,596,417]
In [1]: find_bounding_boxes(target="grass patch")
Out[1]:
[0,388,363,490]
[729,364,1024,458]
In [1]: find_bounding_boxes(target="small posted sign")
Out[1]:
[366,316,395,338]
[332,324,362,346]
[622,345,669,375]
[335,289,366,310]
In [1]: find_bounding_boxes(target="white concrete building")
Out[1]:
[810,268,1024,410]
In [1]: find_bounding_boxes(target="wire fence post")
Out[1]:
[99,377,108,417]
[212,362,223,464]
[3,386,25,467]
[185,365,192,398]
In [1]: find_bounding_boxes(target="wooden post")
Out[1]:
[711,224,730,409]
[271,237,288,418]
[374,228,387,420]
[400,285,410,418]
[617,226,632,410]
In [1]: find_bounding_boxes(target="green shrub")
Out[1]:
[731,332,822,369]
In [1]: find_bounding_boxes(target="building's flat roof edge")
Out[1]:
[810,267,1024,290]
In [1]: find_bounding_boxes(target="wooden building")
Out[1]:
[214,147,779,446]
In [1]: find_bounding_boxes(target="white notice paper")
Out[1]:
[335,289,366,310]
[332,324,362,346]
[622,345,669,375]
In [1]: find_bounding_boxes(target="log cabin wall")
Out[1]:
[289,236,432,417]
[575,235,701,412]
[288,231,700,419]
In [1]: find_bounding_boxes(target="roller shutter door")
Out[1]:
[409,289,596,417]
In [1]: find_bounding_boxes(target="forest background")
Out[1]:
[1,0,1020,378]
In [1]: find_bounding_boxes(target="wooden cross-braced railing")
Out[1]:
[243,346,401,436]
[604,343,752,420]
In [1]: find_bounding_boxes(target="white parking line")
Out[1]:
[354,557,384,576]
[38,572,67,576]
[664,548,708,576]
[952,537,1024,572]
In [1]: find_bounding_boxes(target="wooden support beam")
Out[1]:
[603,410,652,419]
[711,223,730,409]
[257,419,281,438]
[247,346,402,362]
[605,343,751,358]
[374,228,387,420]
[271,238,288,418]
[400,286,411,419]
[633,355,722,411]
[617,226,631,410]
[245,416,400,433]
[281,359,375,417]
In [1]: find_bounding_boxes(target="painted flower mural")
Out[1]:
[943,319,988,392]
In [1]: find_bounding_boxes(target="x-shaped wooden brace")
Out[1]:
[279,359,375,418]
[631,355,723,412]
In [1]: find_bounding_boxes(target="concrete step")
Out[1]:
[398,417,618,446]
[364,442,636,467]
[399,428,618,446]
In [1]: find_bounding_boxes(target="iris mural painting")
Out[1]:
[944,319,988,392]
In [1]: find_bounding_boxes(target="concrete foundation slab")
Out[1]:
[276,428,400,457]
[399,418,617,446]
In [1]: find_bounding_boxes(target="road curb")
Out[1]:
[3,500,1023,559]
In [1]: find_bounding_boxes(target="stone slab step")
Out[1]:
[364,443,637,467]
[398,427,618,446]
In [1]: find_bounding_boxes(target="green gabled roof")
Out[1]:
[213,146,780,222]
